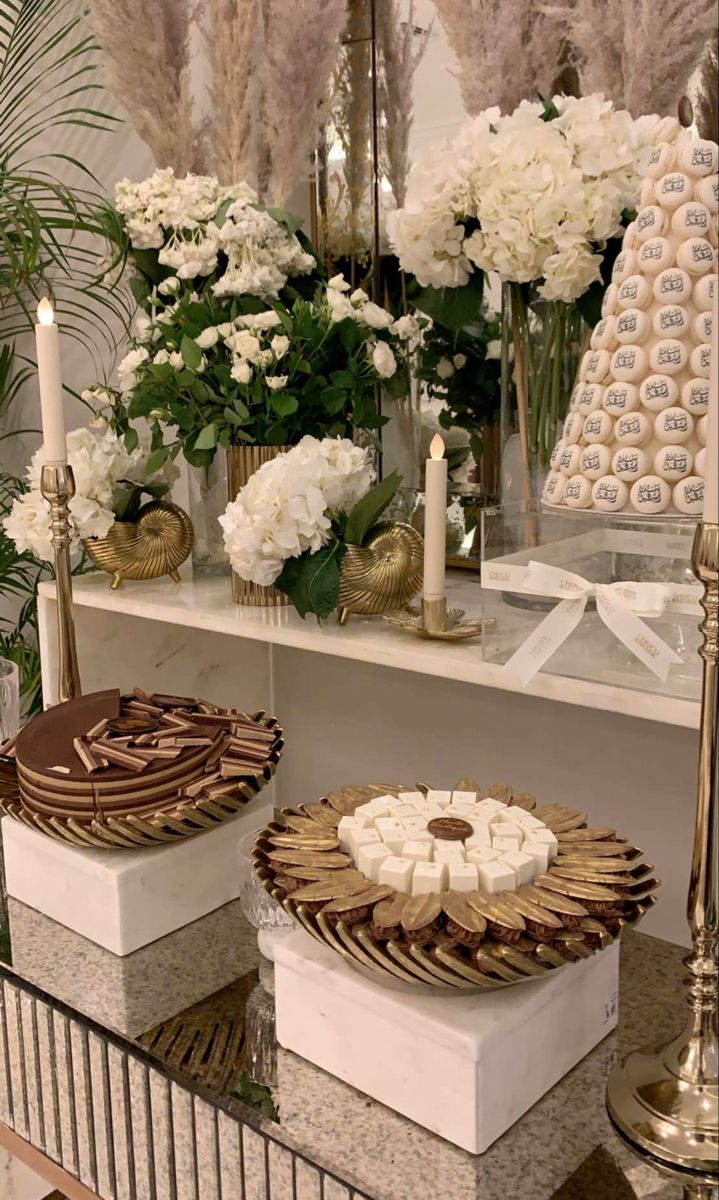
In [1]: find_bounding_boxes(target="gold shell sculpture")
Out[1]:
[253,781,660,993]
[84,500,194,589]
[337,521,423,624]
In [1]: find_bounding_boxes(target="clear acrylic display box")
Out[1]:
[479,502,702,701]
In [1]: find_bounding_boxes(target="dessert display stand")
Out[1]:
[274,928,620,1155]
[2,803,270,956]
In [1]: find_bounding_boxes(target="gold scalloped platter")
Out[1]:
[0,691,284,849]
[252,780,660,992]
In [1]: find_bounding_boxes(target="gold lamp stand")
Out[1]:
[606,521,718,1176]
[40,463,82,703]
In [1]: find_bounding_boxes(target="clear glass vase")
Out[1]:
[500,282,588,504]
[187,453,231,578]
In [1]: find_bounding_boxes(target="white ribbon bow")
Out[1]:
[481,559,702,686]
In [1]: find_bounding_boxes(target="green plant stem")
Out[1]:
[544,303,567,464]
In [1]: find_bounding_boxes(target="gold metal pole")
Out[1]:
[606,521,718,1173]
[40,463,81,703]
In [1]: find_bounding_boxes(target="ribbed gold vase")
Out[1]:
[226,444,291,606]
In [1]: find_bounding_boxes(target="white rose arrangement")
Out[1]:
[3,423,179,562]
[388,94,662,304]
[107,273,419,472]
[219,436,402,619]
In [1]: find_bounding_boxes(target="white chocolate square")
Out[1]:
[378,856,415,892]
[358,842,393,883]
[421,803,446,820]
[515,815,546,833]
[397,791,424,805]
[433,842,465,863]
[522,841,551,873]
[425,790,452,806]
[465,831,492,851]
[475,798,506,815]
[477,860,517,894]
[350,827,382,856]
[402,816,431,837]
[374,818,406,854]
[412,861,447,896]
[392,803,420,818]
[402,826,433,845]
[466,846,500,867]
[492,835,522,854]
[524,829,558,857]
[402,840,433,864]
[496,806,532,823]
[468,820,492,840]
[451,791,477,805]
[499,850,535,886]
[447,862,479,893]
[337,816,369,851]
[354,797,392,820]
[446,801,474,816]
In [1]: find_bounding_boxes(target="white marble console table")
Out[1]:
[38,573,701,945]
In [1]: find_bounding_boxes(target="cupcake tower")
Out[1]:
[543,130,718,517]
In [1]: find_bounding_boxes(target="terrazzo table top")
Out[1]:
[0,888,712,1200]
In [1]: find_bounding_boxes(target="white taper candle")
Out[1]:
[35,298,67,464]
[704,290,718,524]
[423,433,448,598]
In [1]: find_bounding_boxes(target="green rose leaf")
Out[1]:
[276,541,346,620]
[181,334,203,370]
[344,470,402,547]
[408,270,484,332]
[270,392,299,417]
[123,427,139,453]
[194,423,217,450]
[145,446,169,475]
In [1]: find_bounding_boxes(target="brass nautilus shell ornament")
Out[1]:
[84,500,194,589]
[337,521,423,624]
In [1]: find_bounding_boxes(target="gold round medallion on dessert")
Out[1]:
[426,816,473,841]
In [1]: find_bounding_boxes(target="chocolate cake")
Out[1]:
[11,687,283,824]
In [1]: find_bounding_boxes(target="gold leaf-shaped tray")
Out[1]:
[0,713,283,849]
[252,781,659,992]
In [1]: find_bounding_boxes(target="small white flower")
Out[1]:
[266,374,289,390]
[327,291,355,322]
[227,330,261,359]
[360,301,394,329]
[453,353,467,369]
[231,361,252,384]
[217,322,235,338]
[372,341,397,378]
[270,334,291,359]
[170,351,184,370]
[131,311,153,342]
[436,357,455,379]
[158,276,181,295]
[350,288,368,303]
[328,273,351,292]
[117,346,150,391]
[196,327,219,349]
[393,313,420,341]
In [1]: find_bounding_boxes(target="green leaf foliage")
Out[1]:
[344,471,402,547]
[408,269,484,331]
[275,541,346,620]
[181,334,203,369]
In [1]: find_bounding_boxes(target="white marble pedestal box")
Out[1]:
[274,929,620,1155]
[2,803,270,956]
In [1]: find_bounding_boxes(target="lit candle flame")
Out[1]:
[37,297,54,326]
[429,433,445,460]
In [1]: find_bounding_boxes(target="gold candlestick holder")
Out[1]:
[40,463,82,703]
[606,521,718,1174]
[383,595,490,641]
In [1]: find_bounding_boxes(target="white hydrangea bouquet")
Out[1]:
[219,436,401,619]
[3,422,178,562]
[388,94,667,466]
[389,94,661,309]
[101,169,415,470]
